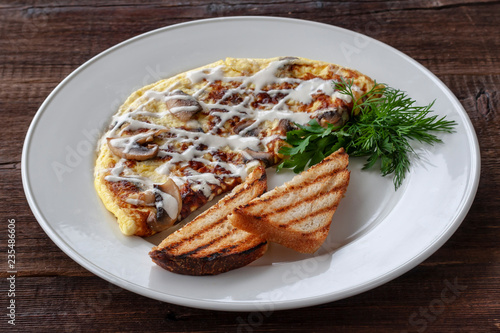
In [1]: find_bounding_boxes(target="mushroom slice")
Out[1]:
[233,119,255,135]
[147,179,182,232]
[165,90,202,122]
[276,119,295,136]
[313,107,350,128]
[243,149,275,167]
[126,190,156,206]
[107,137,159,161]
[135,129,165,144]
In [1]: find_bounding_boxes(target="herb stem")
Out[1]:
[278,79,457,190]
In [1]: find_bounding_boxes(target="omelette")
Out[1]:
[94,57,375,236]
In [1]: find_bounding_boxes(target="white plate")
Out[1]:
[22,17,480,311]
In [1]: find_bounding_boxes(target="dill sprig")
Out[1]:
[277,79,457,189]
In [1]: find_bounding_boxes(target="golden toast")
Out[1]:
[229,149,350,253]
[149,166,268,275]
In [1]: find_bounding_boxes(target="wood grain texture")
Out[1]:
[1,0,499,332]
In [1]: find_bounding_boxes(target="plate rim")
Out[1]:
[21,16,481,311]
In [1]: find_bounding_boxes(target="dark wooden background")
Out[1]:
[1,1,499,332]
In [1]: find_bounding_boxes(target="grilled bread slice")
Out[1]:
[149,165,268,275]
[229,148,350,254]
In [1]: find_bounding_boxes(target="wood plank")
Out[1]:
[1,0,499,332]
[8,268,499,332]
[0,1,498,72]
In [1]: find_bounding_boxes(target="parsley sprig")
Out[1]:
[277,79,457,189]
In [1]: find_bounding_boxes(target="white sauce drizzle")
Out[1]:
[104,58,358,217]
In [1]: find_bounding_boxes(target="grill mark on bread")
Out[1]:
[258,179,348,220]
[283,168,345,192]
[179,232,265,259]
[297,223,330,238]
[163,216,227,251]
[277,203,340,229]
[212,239,267,258]
[174,227,238,257]
[244,169,344,208]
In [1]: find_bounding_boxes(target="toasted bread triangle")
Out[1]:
[229,148,350,253]
[149,165,268,275]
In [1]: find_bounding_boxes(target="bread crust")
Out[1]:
[149,240,268,276]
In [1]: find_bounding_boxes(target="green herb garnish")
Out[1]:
[277,79,457,189]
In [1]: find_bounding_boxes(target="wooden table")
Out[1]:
[1,1,498,332]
